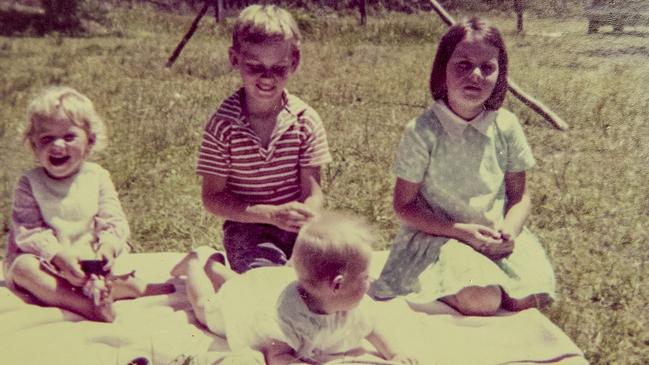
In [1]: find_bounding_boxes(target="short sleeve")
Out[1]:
[298,109,332,167]
[500,111,536,172]
[196,116,231,178]
[394,118,432,183]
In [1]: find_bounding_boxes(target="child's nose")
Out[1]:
[52,138,66,149]
[260,70,274,79]
[469,66,483,79]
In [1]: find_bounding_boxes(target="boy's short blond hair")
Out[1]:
[25,86,107,153]
[232,4,301,58]
[292,212,373,290]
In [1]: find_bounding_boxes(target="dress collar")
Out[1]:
[430,99,495,138]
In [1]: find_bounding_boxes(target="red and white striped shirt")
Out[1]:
[197,89,332,205]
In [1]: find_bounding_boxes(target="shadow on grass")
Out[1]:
[0,9,84,36]
[0,9,47,36]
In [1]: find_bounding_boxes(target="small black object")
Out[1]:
[127,357,150,365]
[79,259,110,276]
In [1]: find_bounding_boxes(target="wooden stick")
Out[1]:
[358,0,367,26]
[427,0,569,130]
[165,0,211,68]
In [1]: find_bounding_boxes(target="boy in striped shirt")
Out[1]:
[196,5,332,273]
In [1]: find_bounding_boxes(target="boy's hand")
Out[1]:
[269,202,315,232]
[454,223,513,260]
[392,353,419,364]
[52,250,86,287]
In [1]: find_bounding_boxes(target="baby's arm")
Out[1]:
[366,330,418,364]
[94,168,130,269]
[263,340,313,365]
[201,174,314,233]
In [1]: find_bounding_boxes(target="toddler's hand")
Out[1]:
[269,202,314,232]
[52,250,86,287]
[96,243,118,271]
[392,353,419,364]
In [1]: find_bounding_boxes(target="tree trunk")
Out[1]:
[514,0,524,33]
[358,0,367,26]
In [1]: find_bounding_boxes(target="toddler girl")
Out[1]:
[370,17,556,316]
[3,86,168,322]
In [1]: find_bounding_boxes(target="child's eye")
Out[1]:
[457,62,472,71]
[480,63,497,76]
[244,63,266,74]
[63,134,76,142]
[39,136,54,145]
[271,65,290,77]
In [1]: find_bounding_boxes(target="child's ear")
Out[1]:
[291,51,301,72]
[85,133,96,155]
[331,274,344,293]
[228,47,240,68]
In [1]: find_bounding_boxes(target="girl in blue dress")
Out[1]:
[370,17,556,316]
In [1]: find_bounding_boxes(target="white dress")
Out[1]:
[370,101,556,305]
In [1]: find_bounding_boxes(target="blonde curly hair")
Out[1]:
[24,86,107,154]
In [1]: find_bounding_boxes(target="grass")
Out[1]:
[0,4,647,364]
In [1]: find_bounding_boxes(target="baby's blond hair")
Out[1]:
[292,211,373,290]
[232,4,301,58]
[24,86,106,154]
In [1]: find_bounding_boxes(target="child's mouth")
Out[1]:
[49,156,70,166]
[257,84,275,92]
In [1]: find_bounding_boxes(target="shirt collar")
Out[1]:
[430,99,495,137]
[214,88,306,127]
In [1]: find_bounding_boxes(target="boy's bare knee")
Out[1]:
[454,286,502,316]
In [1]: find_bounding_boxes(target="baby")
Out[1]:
[173,212,417,364]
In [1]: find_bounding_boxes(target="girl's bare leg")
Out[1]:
[10,255,114,322]
[502,293,552,311]
[440,285,502,316]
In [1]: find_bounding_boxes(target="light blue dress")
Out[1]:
[370,101,556,305]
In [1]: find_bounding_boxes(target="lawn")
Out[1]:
[0,3,647,364]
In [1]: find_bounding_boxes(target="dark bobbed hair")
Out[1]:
[429,17,509,111]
